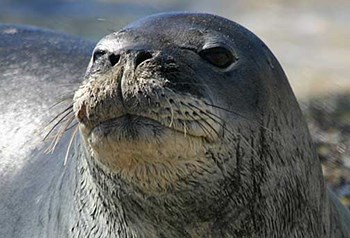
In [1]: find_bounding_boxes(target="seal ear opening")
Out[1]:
[199,47,237,68]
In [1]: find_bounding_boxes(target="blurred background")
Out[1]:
[1,0,350,205]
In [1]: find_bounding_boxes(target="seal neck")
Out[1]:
[72,143,242,237]
[71,144,136,237]
[71,128,332,238]
[73,144,192,237]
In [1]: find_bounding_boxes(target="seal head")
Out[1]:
[73,13,271,192]
[71,13,349,237]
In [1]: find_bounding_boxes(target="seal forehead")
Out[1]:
[125,12,237,34]
[97,13,242,52]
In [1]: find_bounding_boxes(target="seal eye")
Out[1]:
[199,47,236,68]
[93,49,107,62]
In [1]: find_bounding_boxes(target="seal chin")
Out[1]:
[80,113,212,192]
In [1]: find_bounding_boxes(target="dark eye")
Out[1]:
[93,49,107,62]
[199,47,237,68]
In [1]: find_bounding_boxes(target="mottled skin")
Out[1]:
[1,13,350,238]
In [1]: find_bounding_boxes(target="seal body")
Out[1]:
[0,24,94,237]
[1,13,350,238]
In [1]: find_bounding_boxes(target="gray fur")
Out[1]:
[1,13,350,238]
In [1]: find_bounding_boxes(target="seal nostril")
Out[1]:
[109,54,120,66]
[135,51,153,68]
[93,49,106,62]
[77,103,87,123]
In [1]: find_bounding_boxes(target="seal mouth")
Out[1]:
[88,113,212,142]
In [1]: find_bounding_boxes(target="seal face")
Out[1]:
[72,13,249,192]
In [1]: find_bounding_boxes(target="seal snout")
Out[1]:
[73,29,230,144]
[93,45,156,71]
[72,48,157,130]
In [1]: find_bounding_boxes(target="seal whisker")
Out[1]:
[167,81,216,87]
[204,108,276,158]
[64,125,79,166]
[152,90,173,127]
[43,106,74,141]
[65,122,78,132]
[162,95,175,127]
[45,114,75,154]
[190,103,260,157]
[179,102,220,139]
[48,95,74,110]
[191,114,218,140]
[43,106,73,141]
[46,104,73,126]
[183,120,187,137]
[162,87,219,139]
[203,102,274,134]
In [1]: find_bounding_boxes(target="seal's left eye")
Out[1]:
[199,47,236,68]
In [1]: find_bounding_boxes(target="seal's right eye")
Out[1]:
[199,47,237,69]
[93,50,107,62]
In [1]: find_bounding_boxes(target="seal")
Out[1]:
[1,13,350,238]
